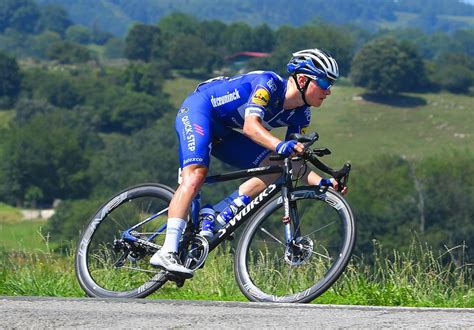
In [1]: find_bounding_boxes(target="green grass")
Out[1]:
[378,12,474,30]
[0,202,22,223]
[315,87,473,166]
[0,110,14,128]
[0,242,472,307]
[438,14,474,26]
[163,76,202,109]
[378,11,419,30]
[0,220,49,251]
[0,203,49,251]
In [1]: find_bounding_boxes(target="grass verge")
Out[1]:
[1,242,472,307]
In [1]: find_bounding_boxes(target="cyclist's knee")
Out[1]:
[180,165,208,194]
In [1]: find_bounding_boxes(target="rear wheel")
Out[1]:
[235,187,355,303]
[75,184,174,298]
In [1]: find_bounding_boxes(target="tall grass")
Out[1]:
[325,241,474,307]
[1,241,472,306]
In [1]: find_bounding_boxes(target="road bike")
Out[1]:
[75,132,355,303]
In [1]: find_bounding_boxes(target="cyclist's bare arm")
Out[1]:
[242,115,304,154]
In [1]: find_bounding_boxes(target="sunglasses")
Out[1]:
[305,75,334,90]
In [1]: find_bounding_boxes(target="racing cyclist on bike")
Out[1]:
[150,48,344,277]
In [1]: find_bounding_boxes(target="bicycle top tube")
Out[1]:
[204,165,283,185]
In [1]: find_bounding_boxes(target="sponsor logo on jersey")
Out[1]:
[210,89,241,107]
[181,115,196,151]
[251,87,270,106]
[193,124,205,136]
[304,107,311,122]
[252,150,271,166]
[178,107,189,115]
[183,157,204,165]
[287,110,295,120]
[266,78,277,92]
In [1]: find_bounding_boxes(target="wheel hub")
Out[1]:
[284,236,314,266]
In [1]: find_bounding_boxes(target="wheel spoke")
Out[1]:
[260,227,285,246]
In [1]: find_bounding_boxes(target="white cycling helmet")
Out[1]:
[287,48,339,81]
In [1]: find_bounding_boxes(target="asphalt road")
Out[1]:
[1,296,474,329]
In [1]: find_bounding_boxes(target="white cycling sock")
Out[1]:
[160,217,186,254]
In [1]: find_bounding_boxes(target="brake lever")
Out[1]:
[336,169,350,193]
[313,148,331,157]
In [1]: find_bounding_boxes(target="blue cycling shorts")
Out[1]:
[175,93,271,169]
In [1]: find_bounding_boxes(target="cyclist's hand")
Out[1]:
[276,140,304,157]
[319,178,348,195]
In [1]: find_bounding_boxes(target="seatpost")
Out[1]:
[281,157,293,243]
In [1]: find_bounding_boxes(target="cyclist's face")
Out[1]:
[305,78,331,107]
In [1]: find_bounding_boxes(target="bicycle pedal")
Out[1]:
[165,271,187,287]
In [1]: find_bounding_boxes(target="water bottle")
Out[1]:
[215,194,251,229]
[199,204,216,240]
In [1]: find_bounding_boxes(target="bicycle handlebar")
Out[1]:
[269,132,351,192]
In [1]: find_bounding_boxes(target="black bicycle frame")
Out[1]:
[203,158,296,251]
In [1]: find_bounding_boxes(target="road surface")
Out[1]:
[1,296,473,328]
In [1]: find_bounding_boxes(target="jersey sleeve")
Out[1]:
[244,73,280,119]
[284,124,309,140]
[284,106,311,140]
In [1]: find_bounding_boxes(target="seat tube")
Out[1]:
[281,158,293,243]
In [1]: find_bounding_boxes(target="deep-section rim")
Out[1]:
[74,183,174,298]
[234,186,356,303]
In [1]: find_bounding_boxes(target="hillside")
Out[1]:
[163,77,473,167]
[36,0,474,36]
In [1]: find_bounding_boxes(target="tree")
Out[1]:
[223,22,254,53]
[65,25,92,44]
[350,37,428,95]
[120,63,165,95]
[251,24,275,53]
[35,4,72,35]
[166,34,216,72]
[157,12,200,37]
[13,99,57,124]
[124,23,160,62]
[0,112,95,206]
[88,112,180,197]
[103,37,125,59]
[429,52,474,93]
[37,76,84,109]
[109,92,161,133]
[0,0,40,33]
[46,41,91,64]
[0,52,22,108]
[25,31,62,59]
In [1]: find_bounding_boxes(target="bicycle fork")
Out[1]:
[281,158,301,244]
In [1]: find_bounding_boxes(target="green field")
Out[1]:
[0,110,14,128]
[164,78,473,167]
[0,220,48,251]
[0,203,48,251]
[0,202,22,222]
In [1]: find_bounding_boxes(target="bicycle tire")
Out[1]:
[75,183,174,298]
[234,186,356,303]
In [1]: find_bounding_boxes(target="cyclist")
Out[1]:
[150,48,343,277]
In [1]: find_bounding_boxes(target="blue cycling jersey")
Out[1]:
[176,71,311,169]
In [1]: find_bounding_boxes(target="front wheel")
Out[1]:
[75,184,174,298]
[234,186,356,303]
